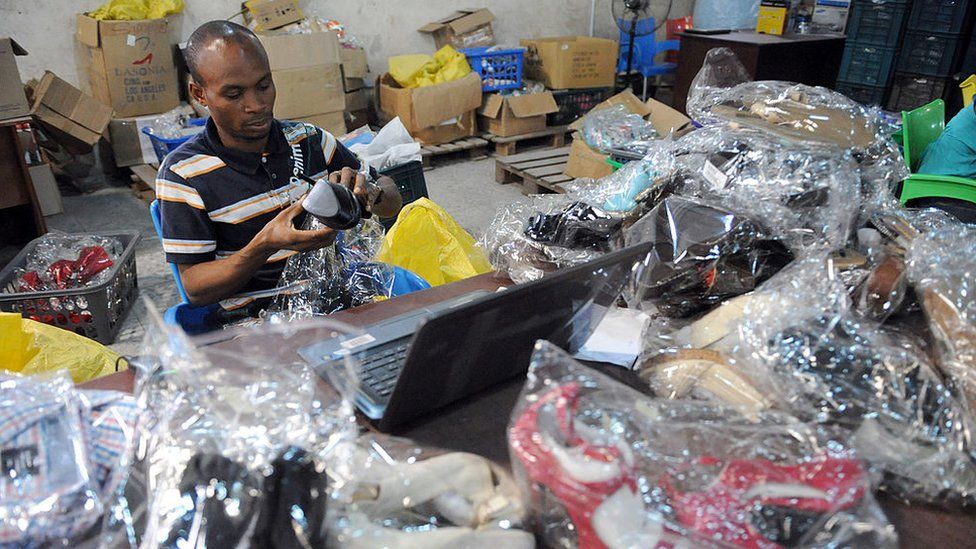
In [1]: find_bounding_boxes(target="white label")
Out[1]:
[437,117,459,127]
[340,334,376,350]
[126,34,136,47]
[702,161,729,190]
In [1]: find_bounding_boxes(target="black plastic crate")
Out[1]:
[547,87,613,127]
[847,1,911,47]
[839,43,898,86]
[898,31,963,76]
[887,72,950,111]
[0,231,139,344]
[908,0,972,34]
[379,160,428,229]
[836,80,889,106]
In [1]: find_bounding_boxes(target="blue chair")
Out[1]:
[617,17,680,100]
[149,200,430,333]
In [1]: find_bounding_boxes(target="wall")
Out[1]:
[0,0,692,89]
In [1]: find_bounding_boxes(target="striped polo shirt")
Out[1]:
[156,118,362,308]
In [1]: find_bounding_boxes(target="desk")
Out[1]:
[673,31,846,115]
[81,273,976,548]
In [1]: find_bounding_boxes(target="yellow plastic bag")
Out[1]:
[0,313,121,383]
[377,198,492,286]
[388,46,472,89]
[90,0,184,21]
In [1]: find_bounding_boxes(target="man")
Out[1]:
[158,21,401,314]
[918,101,976,179]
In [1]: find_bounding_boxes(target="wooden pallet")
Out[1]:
[488,126,570,157]
[494,146,574,195]
[129,164,157,204]
[420,136,490,168]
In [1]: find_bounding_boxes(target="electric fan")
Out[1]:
[612,0,673,76]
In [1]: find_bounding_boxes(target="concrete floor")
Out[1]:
[42,155,524,355]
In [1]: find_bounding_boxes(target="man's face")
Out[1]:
[189,39,275,143]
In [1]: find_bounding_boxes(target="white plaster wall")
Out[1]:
[0,0,693,88]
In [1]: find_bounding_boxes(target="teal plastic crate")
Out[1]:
[846,1,910,47]
[839,43,898,86]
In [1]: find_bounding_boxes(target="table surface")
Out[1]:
[81,273,976,548]
[677,30,846,46]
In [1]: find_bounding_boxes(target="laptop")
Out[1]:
[299,242,652,431]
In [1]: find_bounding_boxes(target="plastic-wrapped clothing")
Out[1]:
[508,341,898,548]
[581,104,658,154]
[389,46,472,89]
[9,232,123,293]
[481,195,618,284]
[623,195,794,318]
[524,201,623,249]
[377,198,492,286]
[686,48,908,207]
[0,313,120,383]
[665,125,861,252]
[737,255,976,505]
[328,435,533,548]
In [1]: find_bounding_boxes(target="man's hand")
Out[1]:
[327,167,403,219]
[252,196,337,254]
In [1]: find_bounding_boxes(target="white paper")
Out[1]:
[573,307,650,368]
[348,117,422,171]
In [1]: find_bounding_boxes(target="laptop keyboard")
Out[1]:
[356,339,411,405]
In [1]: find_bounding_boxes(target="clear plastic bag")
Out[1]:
[0,372,103,546]
[147,107,199,140]
[907,223,976,417]
[265,218,394,321]
[665,125,862,251]
[101,317,361,548]
[480,195,617,284]
[623,195,794,318]
[509,341,898,548]
[8,232,123,293]
[737,255,976,505]
[581,104,659,154]
[687,48,908,197]
[563,138,674,216]
[328,434,534,548]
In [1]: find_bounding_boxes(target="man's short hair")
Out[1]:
[185,20,265,86]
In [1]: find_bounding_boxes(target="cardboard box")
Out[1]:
[812,0,851,34]
[28,163,62,216]
[76,14,179,118]
[31,71,113,151]
[521,36,618,89]
[418,9,495,50]
[299,111,346,136]
[344,77,366,92]
[345,88,370,113]
[272,64,345,120]
[378,71,482,135]
[565,136,613,179]
[340,47,368,79]
[0,38,29,122]
[109,104,194,167]
[412,110,477,145]
[257,31,341,71]
[478,91,558,137]
[757,1,790,35]
[244,0,303,31]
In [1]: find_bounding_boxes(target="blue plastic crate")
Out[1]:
[461,47,525,92]
[908,0,972,34]
[142,117,207,164]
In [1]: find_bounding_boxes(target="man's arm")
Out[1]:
[177,198,336,305]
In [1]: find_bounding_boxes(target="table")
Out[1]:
[673,31,846,115]
[81,273,976,548]
[0,117,46,248]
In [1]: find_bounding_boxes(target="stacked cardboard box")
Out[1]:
[30,71,113,152]
[418,9,496,50]
[478,91,558,137]
[341,46,370,122]
[379,72,482,145]
[75,14,180,118]
[521,36,618,90]
[257,30,346,136]
[0,38,30,123]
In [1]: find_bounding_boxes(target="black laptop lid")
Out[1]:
[379,242,653,430]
